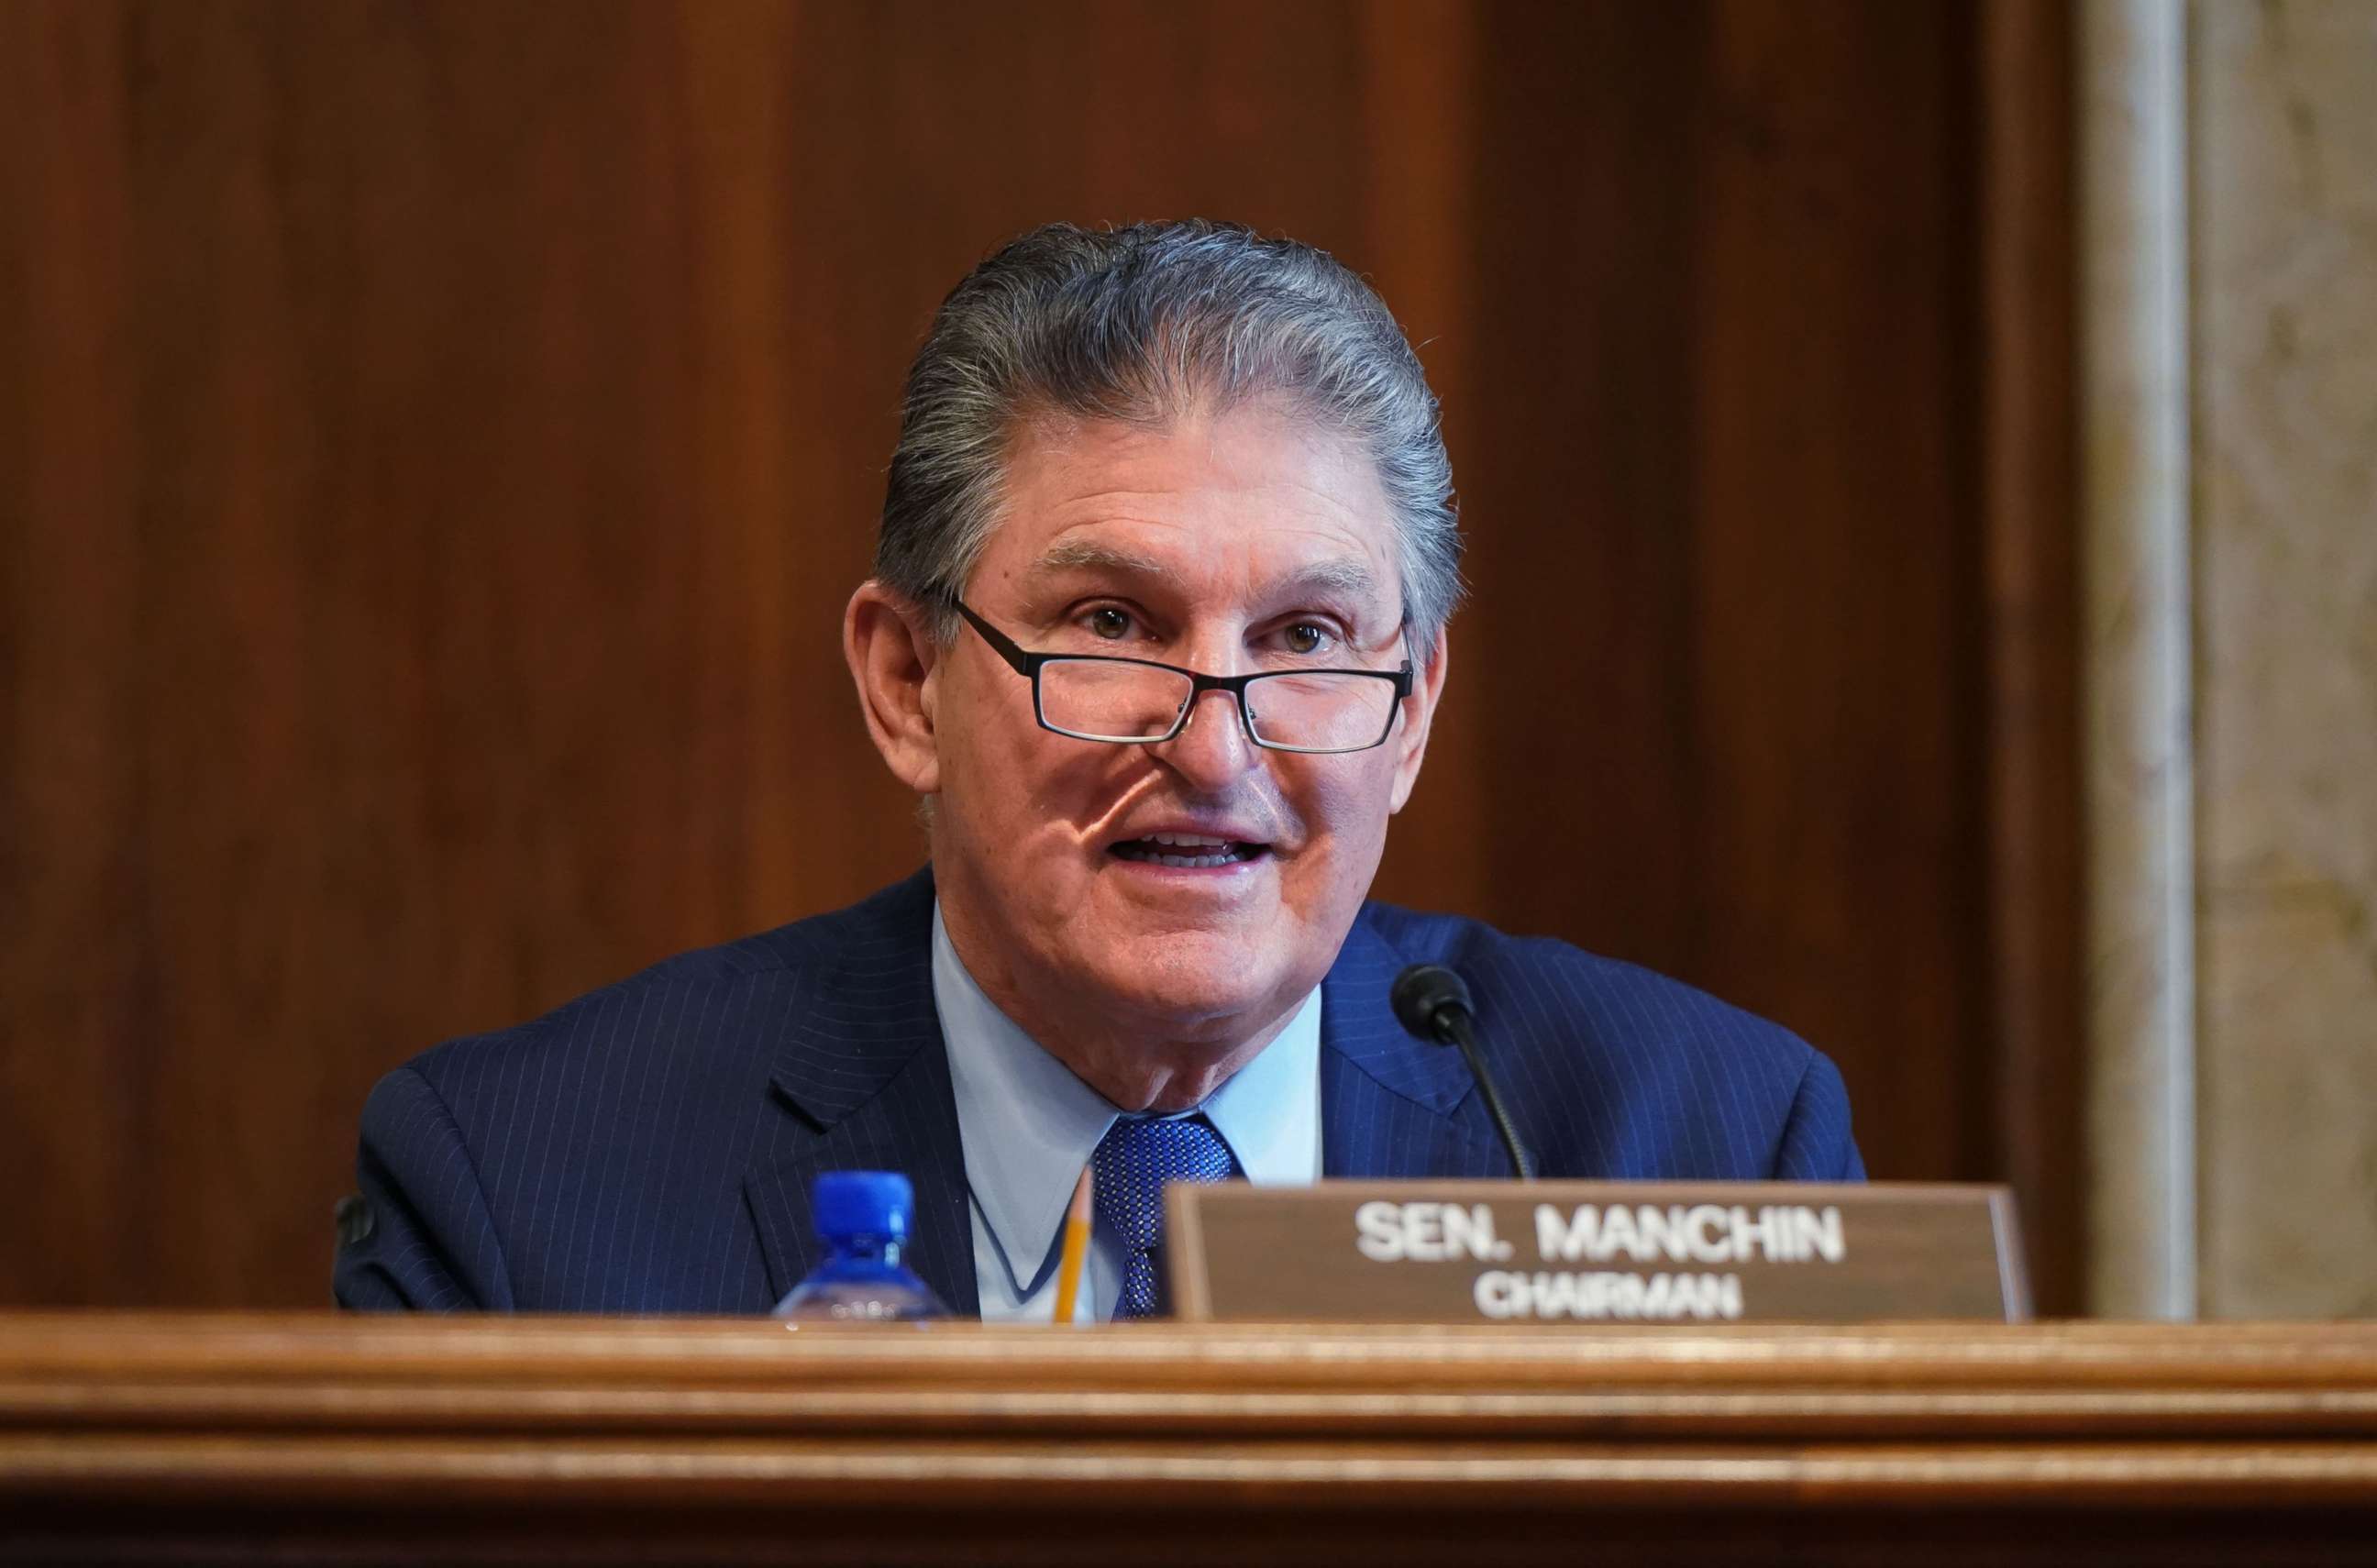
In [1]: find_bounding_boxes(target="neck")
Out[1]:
[936,909,1300,1115]
[1039,1009,1298,1114]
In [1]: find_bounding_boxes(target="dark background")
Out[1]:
[1,0,2080,1310]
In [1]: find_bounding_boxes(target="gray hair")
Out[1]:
[875,220,1463,647]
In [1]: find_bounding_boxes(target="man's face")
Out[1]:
[922,403,1443,1048]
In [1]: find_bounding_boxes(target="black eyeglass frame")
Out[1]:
[945,596,1416,756]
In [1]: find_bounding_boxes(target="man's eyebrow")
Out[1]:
[1023,541,1173,580]
[1025,543,1385,607]
[1272,558,1384,605]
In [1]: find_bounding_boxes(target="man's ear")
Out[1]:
[1388,625,1449,814]
[844,580,942,796]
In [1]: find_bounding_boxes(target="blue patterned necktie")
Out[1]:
[1090,1114,1242,1319]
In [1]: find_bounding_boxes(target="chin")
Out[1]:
[1086,930,1300,1030]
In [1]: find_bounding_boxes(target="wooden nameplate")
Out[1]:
[1166,1181,2028,1323]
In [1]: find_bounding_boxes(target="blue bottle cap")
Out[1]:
[810,1171,913,1242]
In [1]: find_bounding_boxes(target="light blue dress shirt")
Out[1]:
[930,902,1322,1322]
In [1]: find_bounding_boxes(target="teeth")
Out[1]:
[1147,833,1230,847]
[1111,840,1256,869]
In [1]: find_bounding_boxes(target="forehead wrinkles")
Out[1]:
[1002,398,1377,516]
[987,407,1400,608]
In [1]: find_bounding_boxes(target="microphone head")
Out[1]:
[1390,963,1474,1045]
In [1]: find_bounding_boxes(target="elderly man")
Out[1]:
[336,221,1862,1318]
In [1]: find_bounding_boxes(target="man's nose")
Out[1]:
[1149,684,1262,790]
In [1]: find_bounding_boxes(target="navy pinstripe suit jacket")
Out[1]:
[334,867,1863,1313]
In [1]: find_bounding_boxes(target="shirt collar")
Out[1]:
[1200,982,1323,1186]
[930,901,1322,1294]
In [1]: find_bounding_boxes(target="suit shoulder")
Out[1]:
[1354,903,1859,1179]
[1357,901,1819,1075]
[403,933,783,1093]
[404,869,934,1096]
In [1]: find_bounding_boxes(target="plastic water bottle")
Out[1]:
[772,1171,948,1321]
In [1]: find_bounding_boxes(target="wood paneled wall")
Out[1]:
[1,1,2077,1309]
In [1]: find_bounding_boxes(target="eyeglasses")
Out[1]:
[945,598,1414,756]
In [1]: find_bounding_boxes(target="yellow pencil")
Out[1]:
[1051,1165,1094,1325]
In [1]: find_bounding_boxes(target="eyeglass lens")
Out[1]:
[1038,660,1396,752]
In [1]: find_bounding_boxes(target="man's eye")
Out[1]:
[1085,607,1134,641]
[1284,623,1332,656]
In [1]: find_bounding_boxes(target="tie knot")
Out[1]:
[1090,1114,1240,1253]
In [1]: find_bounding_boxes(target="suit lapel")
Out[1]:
[745,886,1508,1316]
[742,870,981,1316]
[1320,912,1510,1179]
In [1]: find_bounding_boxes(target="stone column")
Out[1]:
[2192,0,2377,1319]
[2080,0,2377,1319]
[2079,0,2195,1320]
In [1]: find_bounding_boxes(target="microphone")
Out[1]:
[1389,964,1537,1180]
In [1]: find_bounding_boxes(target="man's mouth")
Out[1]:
[1107,833,1270,869]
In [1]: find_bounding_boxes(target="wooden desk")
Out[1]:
[4,1314,2374,1564]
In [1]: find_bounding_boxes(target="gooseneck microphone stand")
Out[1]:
[1389,964,1537,1181]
